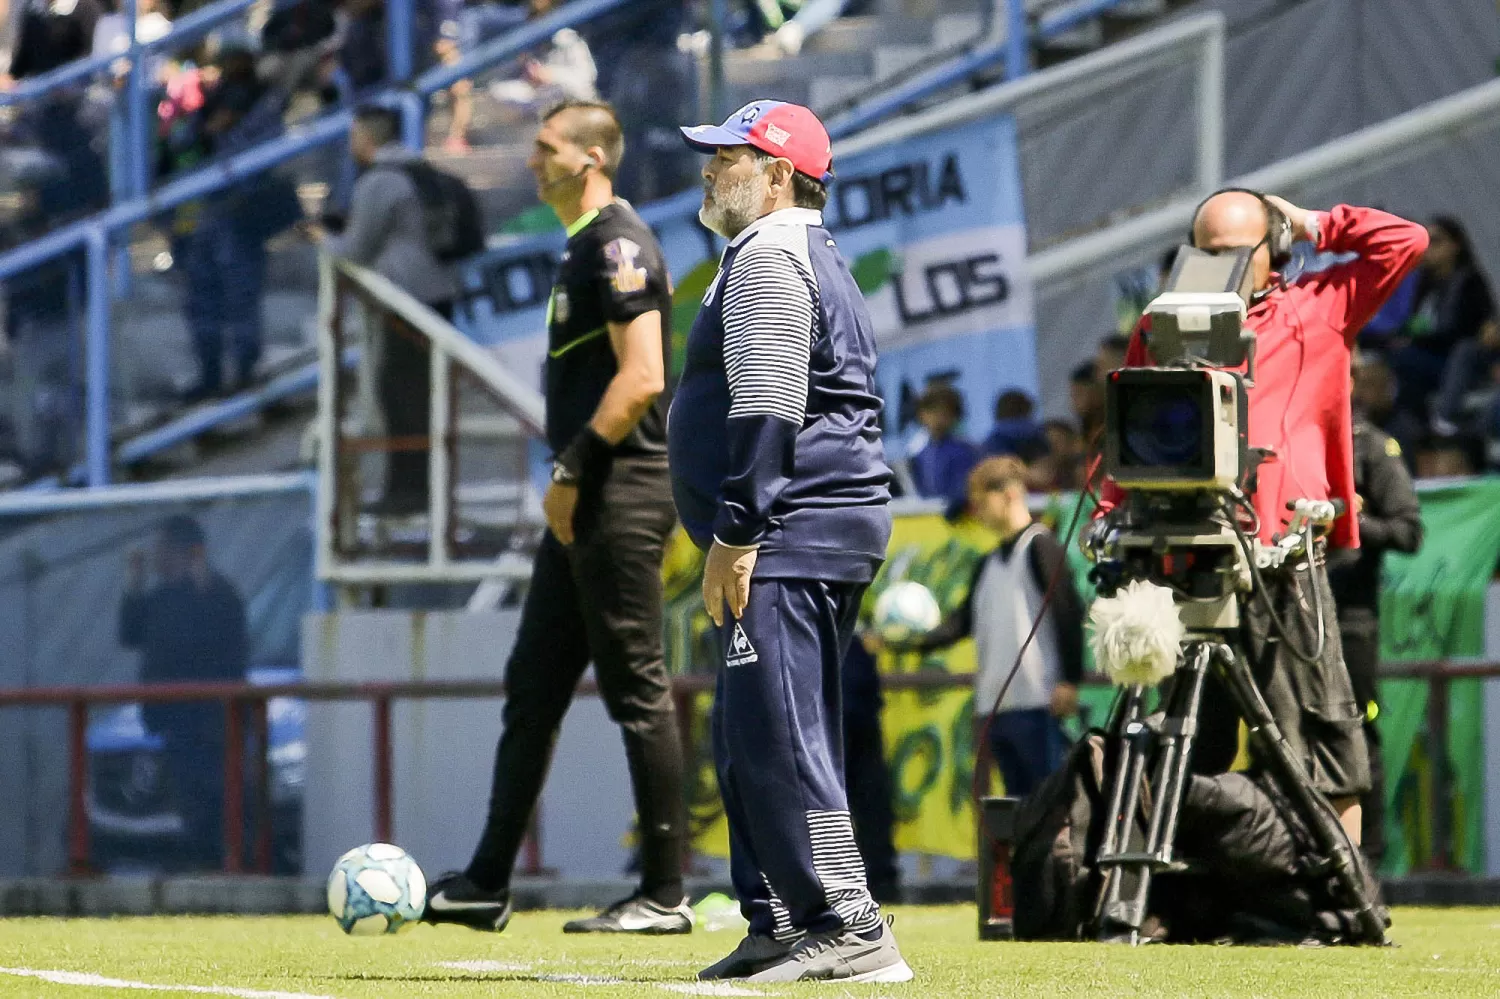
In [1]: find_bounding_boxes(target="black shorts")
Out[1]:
[1194,557,1372,799]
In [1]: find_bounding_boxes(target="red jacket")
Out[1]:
[1100,205,1428,549]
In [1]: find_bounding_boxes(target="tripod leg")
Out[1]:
[1212,645,1386,945]
[1097,644,1210,943]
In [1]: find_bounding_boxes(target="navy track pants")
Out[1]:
[711,576,882,940]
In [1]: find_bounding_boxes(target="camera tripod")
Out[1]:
[1092,635,1385,945]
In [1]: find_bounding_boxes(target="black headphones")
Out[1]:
[1189,187,1295,271]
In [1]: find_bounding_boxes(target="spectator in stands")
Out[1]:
[314,105,458,515]
[1387,217,1495,429]
[120,515,248,871]
[3,192,81,476]
[1096,333,1129,383]
[176,42,295,399]
[336,0,444,93]
[1068,361,1103,444]
[2,0,102,84]
[436,0,527,152]
[90,0,171,67]
[597,0,697,203]
[1033,418,1085,492]
[1359,269,1420,348]
[3,0,109,221]
[983,389,1047,461]
[488,0,596,113]
[1413,437,1476,479]
[908,381,979,512]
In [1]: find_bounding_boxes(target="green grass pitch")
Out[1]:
[2,906,1499,997]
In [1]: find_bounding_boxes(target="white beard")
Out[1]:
[1088,579,1184,688]
[699,170,766,238]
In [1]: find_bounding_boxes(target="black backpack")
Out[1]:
[396,162,486,263]
[1010,730,1390,945]
[1010,732,1110,940]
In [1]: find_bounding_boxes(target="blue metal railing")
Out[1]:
[0,0,636,488]
[3,0,1137,488]
[826,0,1134,137]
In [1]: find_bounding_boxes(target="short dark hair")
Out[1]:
[353,105,400,148]
[543,99,625,178]
[1099,334,1130,355]
[994,389,1035,421]
[159,514,206,550]
[917,382,964,418]
[1069,361,1097,385]
[791,172,828,211]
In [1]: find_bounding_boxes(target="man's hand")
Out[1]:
[702,540,758,628]
[1050,682,1080,719]
[1355,494,1366,515]
[1265,195,1317,243]
[543,481,579,545]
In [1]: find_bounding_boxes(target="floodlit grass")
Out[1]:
[1,906,1498,997]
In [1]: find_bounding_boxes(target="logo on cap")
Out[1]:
[740,105,761,124]
[763,123,791,148]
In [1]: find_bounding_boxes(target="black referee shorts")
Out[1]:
[1193,557,1372,799]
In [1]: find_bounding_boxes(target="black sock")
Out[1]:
[645,881,686,909]
[463,865,508,896]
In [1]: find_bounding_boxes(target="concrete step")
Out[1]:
[726,48,877,86]
[931,11,987,49]
[809,75,875,110]
[873,42,936,81]
[803,14,934,53]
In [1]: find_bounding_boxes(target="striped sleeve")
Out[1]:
[722,242,815,425]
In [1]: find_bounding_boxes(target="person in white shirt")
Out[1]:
[882,455,1085,796]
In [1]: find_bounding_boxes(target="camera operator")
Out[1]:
[1328,351,1423,865]
[1099,193,1429,845]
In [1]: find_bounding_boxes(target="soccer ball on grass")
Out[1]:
[326,842,426,935]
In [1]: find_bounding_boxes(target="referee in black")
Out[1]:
[425,100,691,935]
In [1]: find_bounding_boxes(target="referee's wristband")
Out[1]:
[556,427,613,486]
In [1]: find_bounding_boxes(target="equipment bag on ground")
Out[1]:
[1011,729,1389,944]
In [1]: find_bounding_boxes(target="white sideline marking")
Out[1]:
[0,967,333,999]
[657,984,764,996]
[431,962,764,994]
[436,960,534,973]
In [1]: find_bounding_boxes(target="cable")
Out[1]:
[1223,496,1329,667]
[969,435,1103,803]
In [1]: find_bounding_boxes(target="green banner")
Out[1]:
[1381,478,1500,661]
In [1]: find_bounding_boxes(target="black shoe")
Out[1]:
[698,932,796,979]
[423,871,512,932]
[562,894,694,934]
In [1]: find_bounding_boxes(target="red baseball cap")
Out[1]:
[679,100,835,184]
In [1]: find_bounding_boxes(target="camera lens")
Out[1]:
[1121,386,1203,470]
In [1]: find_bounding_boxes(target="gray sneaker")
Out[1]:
[746,921,913,983]
[697,933,797,980]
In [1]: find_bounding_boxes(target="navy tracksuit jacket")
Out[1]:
[668,206,892,939]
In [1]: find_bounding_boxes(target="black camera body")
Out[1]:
[1092,246,1259,632]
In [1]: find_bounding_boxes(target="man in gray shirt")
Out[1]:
[321,105,458,515]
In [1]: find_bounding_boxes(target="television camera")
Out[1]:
[1080,245,1384,946]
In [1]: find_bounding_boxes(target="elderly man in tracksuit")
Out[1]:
[669,100,911,984]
